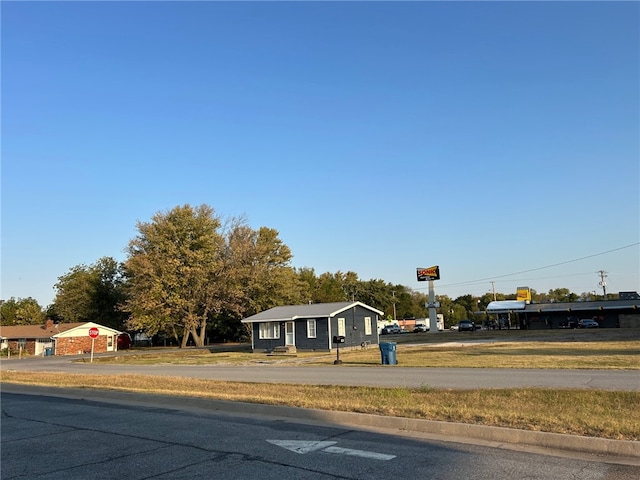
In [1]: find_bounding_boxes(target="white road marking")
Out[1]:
[266,440,337,454]
[267,440,395,460]
[323,446,396,460]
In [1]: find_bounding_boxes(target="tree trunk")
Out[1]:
[180,329,190,348]
[192,325,205,347]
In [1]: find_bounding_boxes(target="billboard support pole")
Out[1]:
[428,280,438,334]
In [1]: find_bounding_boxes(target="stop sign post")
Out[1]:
[88,327,99,362]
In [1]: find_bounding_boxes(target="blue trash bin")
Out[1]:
[44,347,53,356]
[379,342,397,365]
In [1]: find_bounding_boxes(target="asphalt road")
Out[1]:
[2,355,639,391]
[2,388,638,480]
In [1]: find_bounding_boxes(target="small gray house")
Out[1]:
[241,301,383,352]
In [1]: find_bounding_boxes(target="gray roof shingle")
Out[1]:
[241,302,383,323]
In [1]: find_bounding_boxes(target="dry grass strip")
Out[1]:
[2,371,638,441]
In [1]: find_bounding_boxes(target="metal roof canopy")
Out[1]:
[486,300,527,313]
[482,299,639,315]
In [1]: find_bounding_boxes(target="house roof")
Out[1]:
[241,301,384,324]
[0,322,84,340]
[52,322,122,338]
[0,321,122,340]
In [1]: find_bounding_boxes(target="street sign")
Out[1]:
[425,301,441,308]
[88,327,99,339]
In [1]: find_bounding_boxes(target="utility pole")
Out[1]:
[392,290,397,320]
[597,270,608,300]
[490,281,496,301]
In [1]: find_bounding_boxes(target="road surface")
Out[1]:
[2,388,638,480]
[2,354,638,391]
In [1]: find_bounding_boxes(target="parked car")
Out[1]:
[457,320,476,332]
[450,324,459,331]
[578,319,599,328]
[380,325,402,335]
[558,317,579,329]
[117,333,132,350]
[413,324,429,333]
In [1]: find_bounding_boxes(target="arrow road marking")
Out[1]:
[266,440,337,454]
[267,440,395,461]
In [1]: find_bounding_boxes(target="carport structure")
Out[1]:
[478,297,640,329]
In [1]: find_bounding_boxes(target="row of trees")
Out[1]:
[1,204,607,345]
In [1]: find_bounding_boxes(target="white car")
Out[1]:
[578,319,599,328]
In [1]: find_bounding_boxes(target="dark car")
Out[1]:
[380,325,402,335]
[117,333,132,350]
[458,320,476,332]
[559,317,579,329]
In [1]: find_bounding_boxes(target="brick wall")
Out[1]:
[5,340,36,355]
[56,336,108,355]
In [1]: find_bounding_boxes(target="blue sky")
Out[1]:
[2,1,639,307]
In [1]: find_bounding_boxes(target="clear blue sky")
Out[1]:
[2,1,639,307]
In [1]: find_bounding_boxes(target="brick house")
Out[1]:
[0,319,123,356]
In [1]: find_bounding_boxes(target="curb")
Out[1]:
[2,384,639,462]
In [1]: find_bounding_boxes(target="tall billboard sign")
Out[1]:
[416,265,441,335]
[417,266,440,282]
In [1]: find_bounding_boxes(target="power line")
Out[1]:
[416,242,640,291]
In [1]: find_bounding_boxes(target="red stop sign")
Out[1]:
[88,327,100,339]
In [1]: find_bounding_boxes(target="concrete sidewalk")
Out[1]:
[3,383,638,465]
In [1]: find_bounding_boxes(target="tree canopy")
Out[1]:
[123,204,226,347]
[0,297,44,326]
[51,257,127,329]
[3,202,610,342]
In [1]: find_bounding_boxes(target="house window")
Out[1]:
[307,319,317,338]
[258,322,280,339]
[337,318,346,336]
[364,317,372,335]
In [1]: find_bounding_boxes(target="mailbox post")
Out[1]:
[332,335,345,365]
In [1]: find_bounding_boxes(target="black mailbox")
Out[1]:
[332,335,345,344]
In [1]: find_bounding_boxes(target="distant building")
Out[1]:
[481,293,640,329]
[0,319,123,356]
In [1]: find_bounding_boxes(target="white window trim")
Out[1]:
[364,317,372,335]
[307,319,317,338]
[258,322,280,339]
[337,318,346,337]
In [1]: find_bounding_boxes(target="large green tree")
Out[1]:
[124,206,303,346]
[124,204,226,347]
[52,257,127,329]
[0,297,44,326]
[213,221,306,340]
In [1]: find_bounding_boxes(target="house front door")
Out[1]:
[285,322,295,346]
[107,335,115,352]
